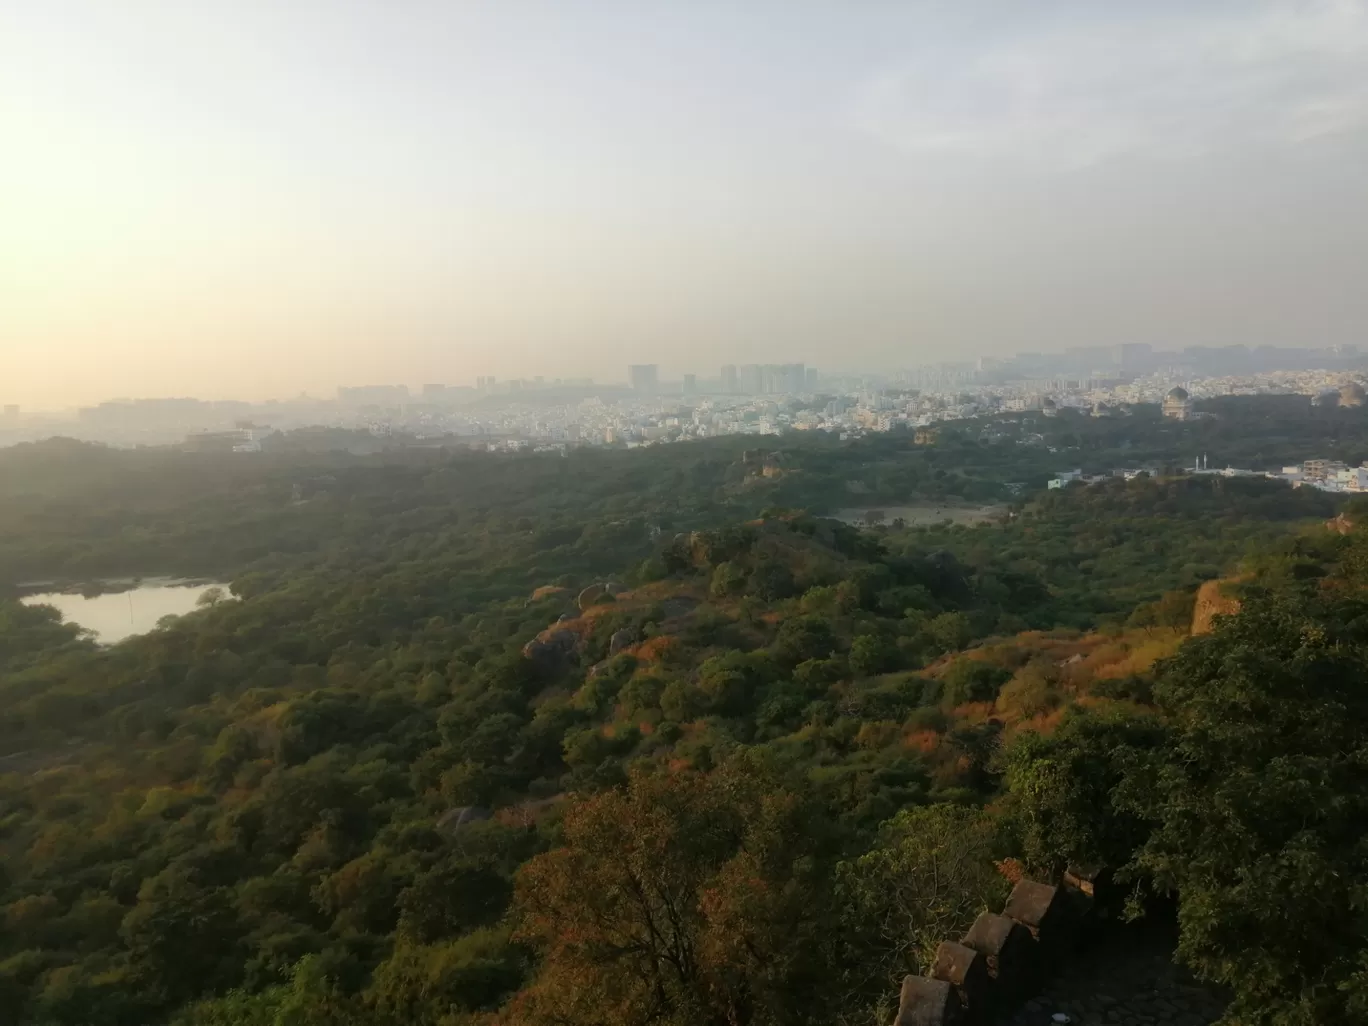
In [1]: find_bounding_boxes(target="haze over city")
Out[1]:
[11,6,1368,1024]
[6,0,1368,409]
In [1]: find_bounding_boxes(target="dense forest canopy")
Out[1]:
[2,398,1366,1026]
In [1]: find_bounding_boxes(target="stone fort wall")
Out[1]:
[892,869,1226,1026]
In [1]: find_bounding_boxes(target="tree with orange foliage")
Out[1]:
[503,762,852,1026]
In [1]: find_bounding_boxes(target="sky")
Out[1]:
[3,0,1368,408]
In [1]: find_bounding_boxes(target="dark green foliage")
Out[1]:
[849,633,902,676]
[940,658,1012,706]
[772,616,838,666]
[396,860,511,944]
[3,407,1365,1026]
[1003,709,1168,875]
[747,559,797,601]
[893,475,1336,628]
[1118,567,1368,1026]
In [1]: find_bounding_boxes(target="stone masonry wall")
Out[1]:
[892,869,1227,1026]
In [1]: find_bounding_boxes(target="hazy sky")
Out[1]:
[4,1,1368,407]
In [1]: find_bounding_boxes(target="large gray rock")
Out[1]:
[522,627,580,673]
[609,628,637,655]
[578,584,610,610]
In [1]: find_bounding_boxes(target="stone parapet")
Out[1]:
[891,870,1095,1026]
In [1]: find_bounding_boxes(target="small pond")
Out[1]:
[20,578,232,644]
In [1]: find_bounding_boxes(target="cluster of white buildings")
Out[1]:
[1049,457,1368,494]
[1274,459,1368,493]
[12,363,1368,455]
[458,389,1008,452]
[1187,456,1368,493]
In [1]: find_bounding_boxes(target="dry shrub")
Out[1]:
[995,857,1027,885]
[996,663,1062,721]
[855,721,901,750]
[904,729,941,754]
[632,635,681,665]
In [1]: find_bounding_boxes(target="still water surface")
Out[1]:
[21,579,231,644]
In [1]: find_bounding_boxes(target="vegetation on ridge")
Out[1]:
[1,411,1366,1025]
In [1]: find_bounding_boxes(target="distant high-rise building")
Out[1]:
[629,364,659,394]
[338,385,409,406]
[721,365,738,393]
[422,384,447,398]
[754,363,806,394]
[738,364,762,394]
[1113,343,1153,372]
[682,373,697,396]
[2,404,17,421]
[805,368,819,391]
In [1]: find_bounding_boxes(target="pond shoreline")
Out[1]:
[19,579,232,644]
[13,575,223,598]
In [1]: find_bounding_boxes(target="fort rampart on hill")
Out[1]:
[893,869,1227,1026]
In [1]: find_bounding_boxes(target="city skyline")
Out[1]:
[6,338,1368,414]
[5,1,1368,409]
[5,339,1365,434]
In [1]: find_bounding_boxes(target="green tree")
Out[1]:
[940,659,1011,706]
[709,562,747,598]
[839,804,1008,979]
[367,928,524,1023]
[849,634,900,677]
[396,861,511,944]
[120,865,245,1008]
[1119,592,1368,1026]
[1003,709,1166,876]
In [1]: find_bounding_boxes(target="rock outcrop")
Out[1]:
[1191,578,1242,635]
[1326,512,1355,536]
[576,582,627,610]
[577,584,607,610]
[529,585,570,602]
[522,627,581,673]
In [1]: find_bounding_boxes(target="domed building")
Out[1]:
[1340,381,1366,408]
[1162,386,1193,421]
[1041,397,1058,418]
